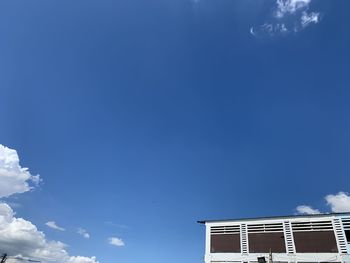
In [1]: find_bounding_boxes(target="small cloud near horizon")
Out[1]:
[325,192,350,212]
[296,205,320,215]
[295,191,350,214]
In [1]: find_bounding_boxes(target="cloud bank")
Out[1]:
[0,144,41,198]
[0,144,98,263]
[0,203,98,263]
[251,0,321,37]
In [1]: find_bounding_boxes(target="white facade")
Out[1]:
[202,214,350,263]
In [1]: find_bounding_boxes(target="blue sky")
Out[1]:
[1,0,350,262]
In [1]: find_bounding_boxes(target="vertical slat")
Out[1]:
[240,223,249,255]
[332,218,348,254]
[283,221,296,254]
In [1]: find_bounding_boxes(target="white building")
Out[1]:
[199,213,350,263]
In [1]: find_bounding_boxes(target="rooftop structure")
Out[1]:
[199,213,350,263]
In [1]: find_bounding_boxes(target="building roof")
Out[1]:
[197,212,350,224]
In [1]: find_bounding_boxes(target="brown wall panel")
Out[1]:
[293,231,338,253]
[249,232,286,253]
[210,234,240,253]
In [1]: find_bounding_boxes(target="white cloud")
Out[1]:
[325,192,350,213]
[77,228,90,239]
[0,144,41,198]
[0,203,98,263]
[250,0,321,37]
[46,221,65,231]
[276,0,312,18]
[296,205,320,215]
[0,145,98,263]
[108,237,125,247]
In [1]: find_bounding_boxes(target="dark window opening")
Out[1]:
[210,234,240,253]
[345,230,350,243]
[249,233,286,253]
[293,231,338,253]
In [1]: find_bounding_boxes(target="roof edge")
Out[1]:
[197,212,350,224]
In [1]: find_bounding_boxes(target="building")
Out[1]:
[198,213,350,263]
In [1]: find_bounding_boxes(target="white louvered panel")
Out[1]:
[342,218,350,230]
[291,220,333,231]
[283,221,296,254]
[248,223,284,233]
[332,218,348,254]
[211,225,240,235]
[240,223,249,255]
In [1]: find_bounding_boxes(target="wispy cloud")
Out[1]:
[296,205,320,215]
[108,237,125,247]
[46,221,66,231]
[251,0,321,37]
[0,144,41,198]
[78,228,90,239]
[301,11,320,28]
[104,221,129,229]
